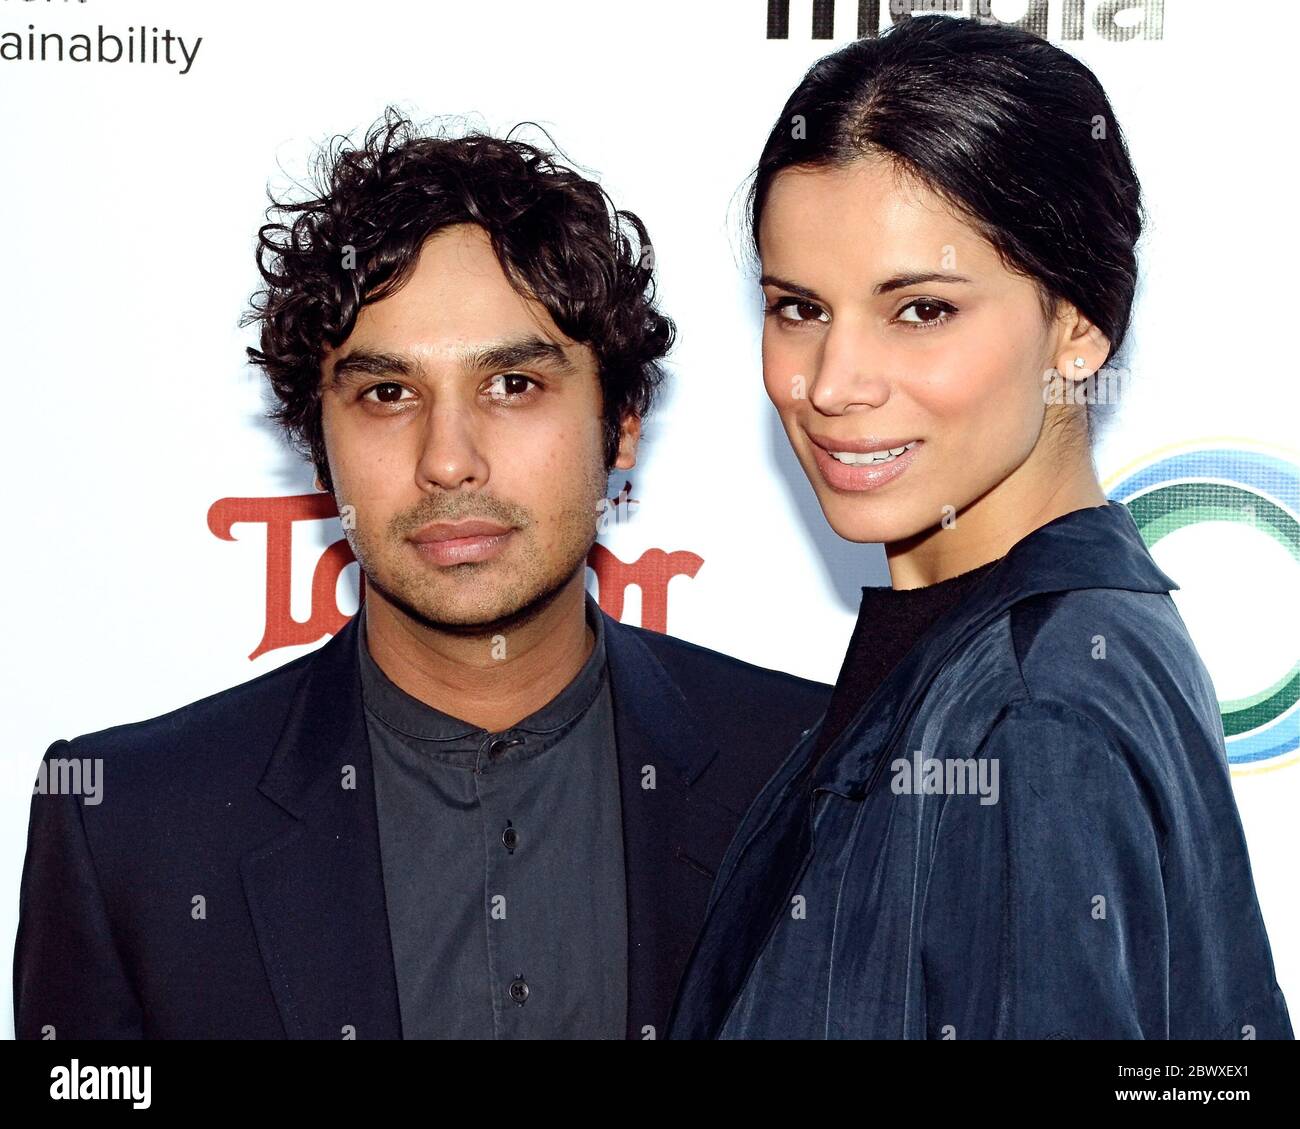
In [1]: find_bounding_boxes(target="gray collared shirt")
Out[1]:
[358,593,627,1039]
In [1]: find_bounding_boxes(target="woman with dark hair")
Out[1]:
[667,15,1293,1039]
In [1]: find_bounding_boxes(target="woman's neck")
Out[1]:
[885,440,1107,590]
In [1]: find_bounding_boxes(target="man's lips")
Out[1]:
[409,520,516,566]
[410,519,514,543]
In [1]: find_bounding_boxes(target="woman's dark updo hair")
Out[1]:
[748,14,1144,435]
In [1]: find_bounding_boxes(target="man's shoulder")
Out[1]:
[607,616,832,716]
[51,641,320,774]
[605,617,831,809]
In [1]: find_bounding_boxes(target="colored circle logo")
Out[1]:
[1106,443,1300,769]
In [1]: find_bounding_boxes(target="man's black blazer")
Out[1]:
[14,607,830,1039]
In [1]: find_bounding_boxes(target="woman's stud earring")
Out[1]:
[1073,356,1086,369]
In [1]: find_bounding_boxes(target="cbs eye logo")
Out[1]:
[1107,442,1300,771]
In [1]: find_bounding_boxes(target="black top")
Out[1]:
[814,557,1004,758]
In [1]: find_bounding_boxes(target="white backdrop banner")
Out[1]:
[3,0,1297,1037]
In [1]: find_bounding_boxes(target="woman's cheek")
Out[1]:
[763,335,814,407]
[762,355,797,409]
[906,341,1022,426]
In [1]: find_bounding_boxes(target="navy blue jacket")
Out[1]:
[14,609,830,1039]
[668,503,1294,1039]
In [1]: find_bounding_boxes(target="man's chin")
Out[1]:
[369,568,581,638]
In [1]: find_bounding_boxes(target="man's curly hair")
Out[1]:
[243,107,675,494]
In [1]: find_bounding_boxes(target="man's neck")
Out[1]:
[361,571,595,733]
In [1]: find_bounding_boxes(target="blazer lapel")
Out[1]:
[241,611,403,1040]
[602,613,744,1040]
[241,601,787,1041]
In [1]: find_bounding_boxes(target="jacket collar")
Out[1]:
[600,609,742,1038]
[244,596,729,1040]
[810,502,1177,799]
[250,594,728,809]
[242,609,404,1039]
[600,610,725,785]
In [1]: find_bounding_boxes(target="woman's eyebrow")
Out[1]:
[759,271,974,300]
[873,271,974,295]
[759,274,824,301]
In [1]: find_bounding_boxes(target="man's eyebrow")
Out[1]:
[759,271,974,300]
[458,335,580,377]
[328,336,580,389]
[328,350,416,388]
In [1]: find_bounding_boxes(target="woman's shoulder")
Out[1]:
[1005,585,1203,686]
[990,585,1225,767]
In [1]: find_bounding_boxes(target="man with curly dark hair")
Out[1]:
[15,108,830,1041]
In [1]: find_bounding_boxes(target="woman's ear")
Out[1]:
[1054,307,1111,381]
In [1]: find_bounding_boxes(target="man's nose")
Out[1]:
[414,404,490,492]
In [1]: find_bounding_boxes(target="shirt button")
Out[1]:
[502,825,519,852]
[508,977,530,1005]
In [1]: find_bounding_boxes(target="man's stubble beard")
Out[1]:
[341,454,609,639]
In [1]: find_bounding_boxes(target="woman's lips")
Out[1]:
[808,438,922,492]
[412,531,513,566]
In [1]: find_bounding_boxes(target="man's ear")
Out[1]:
[613,412,641,470]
